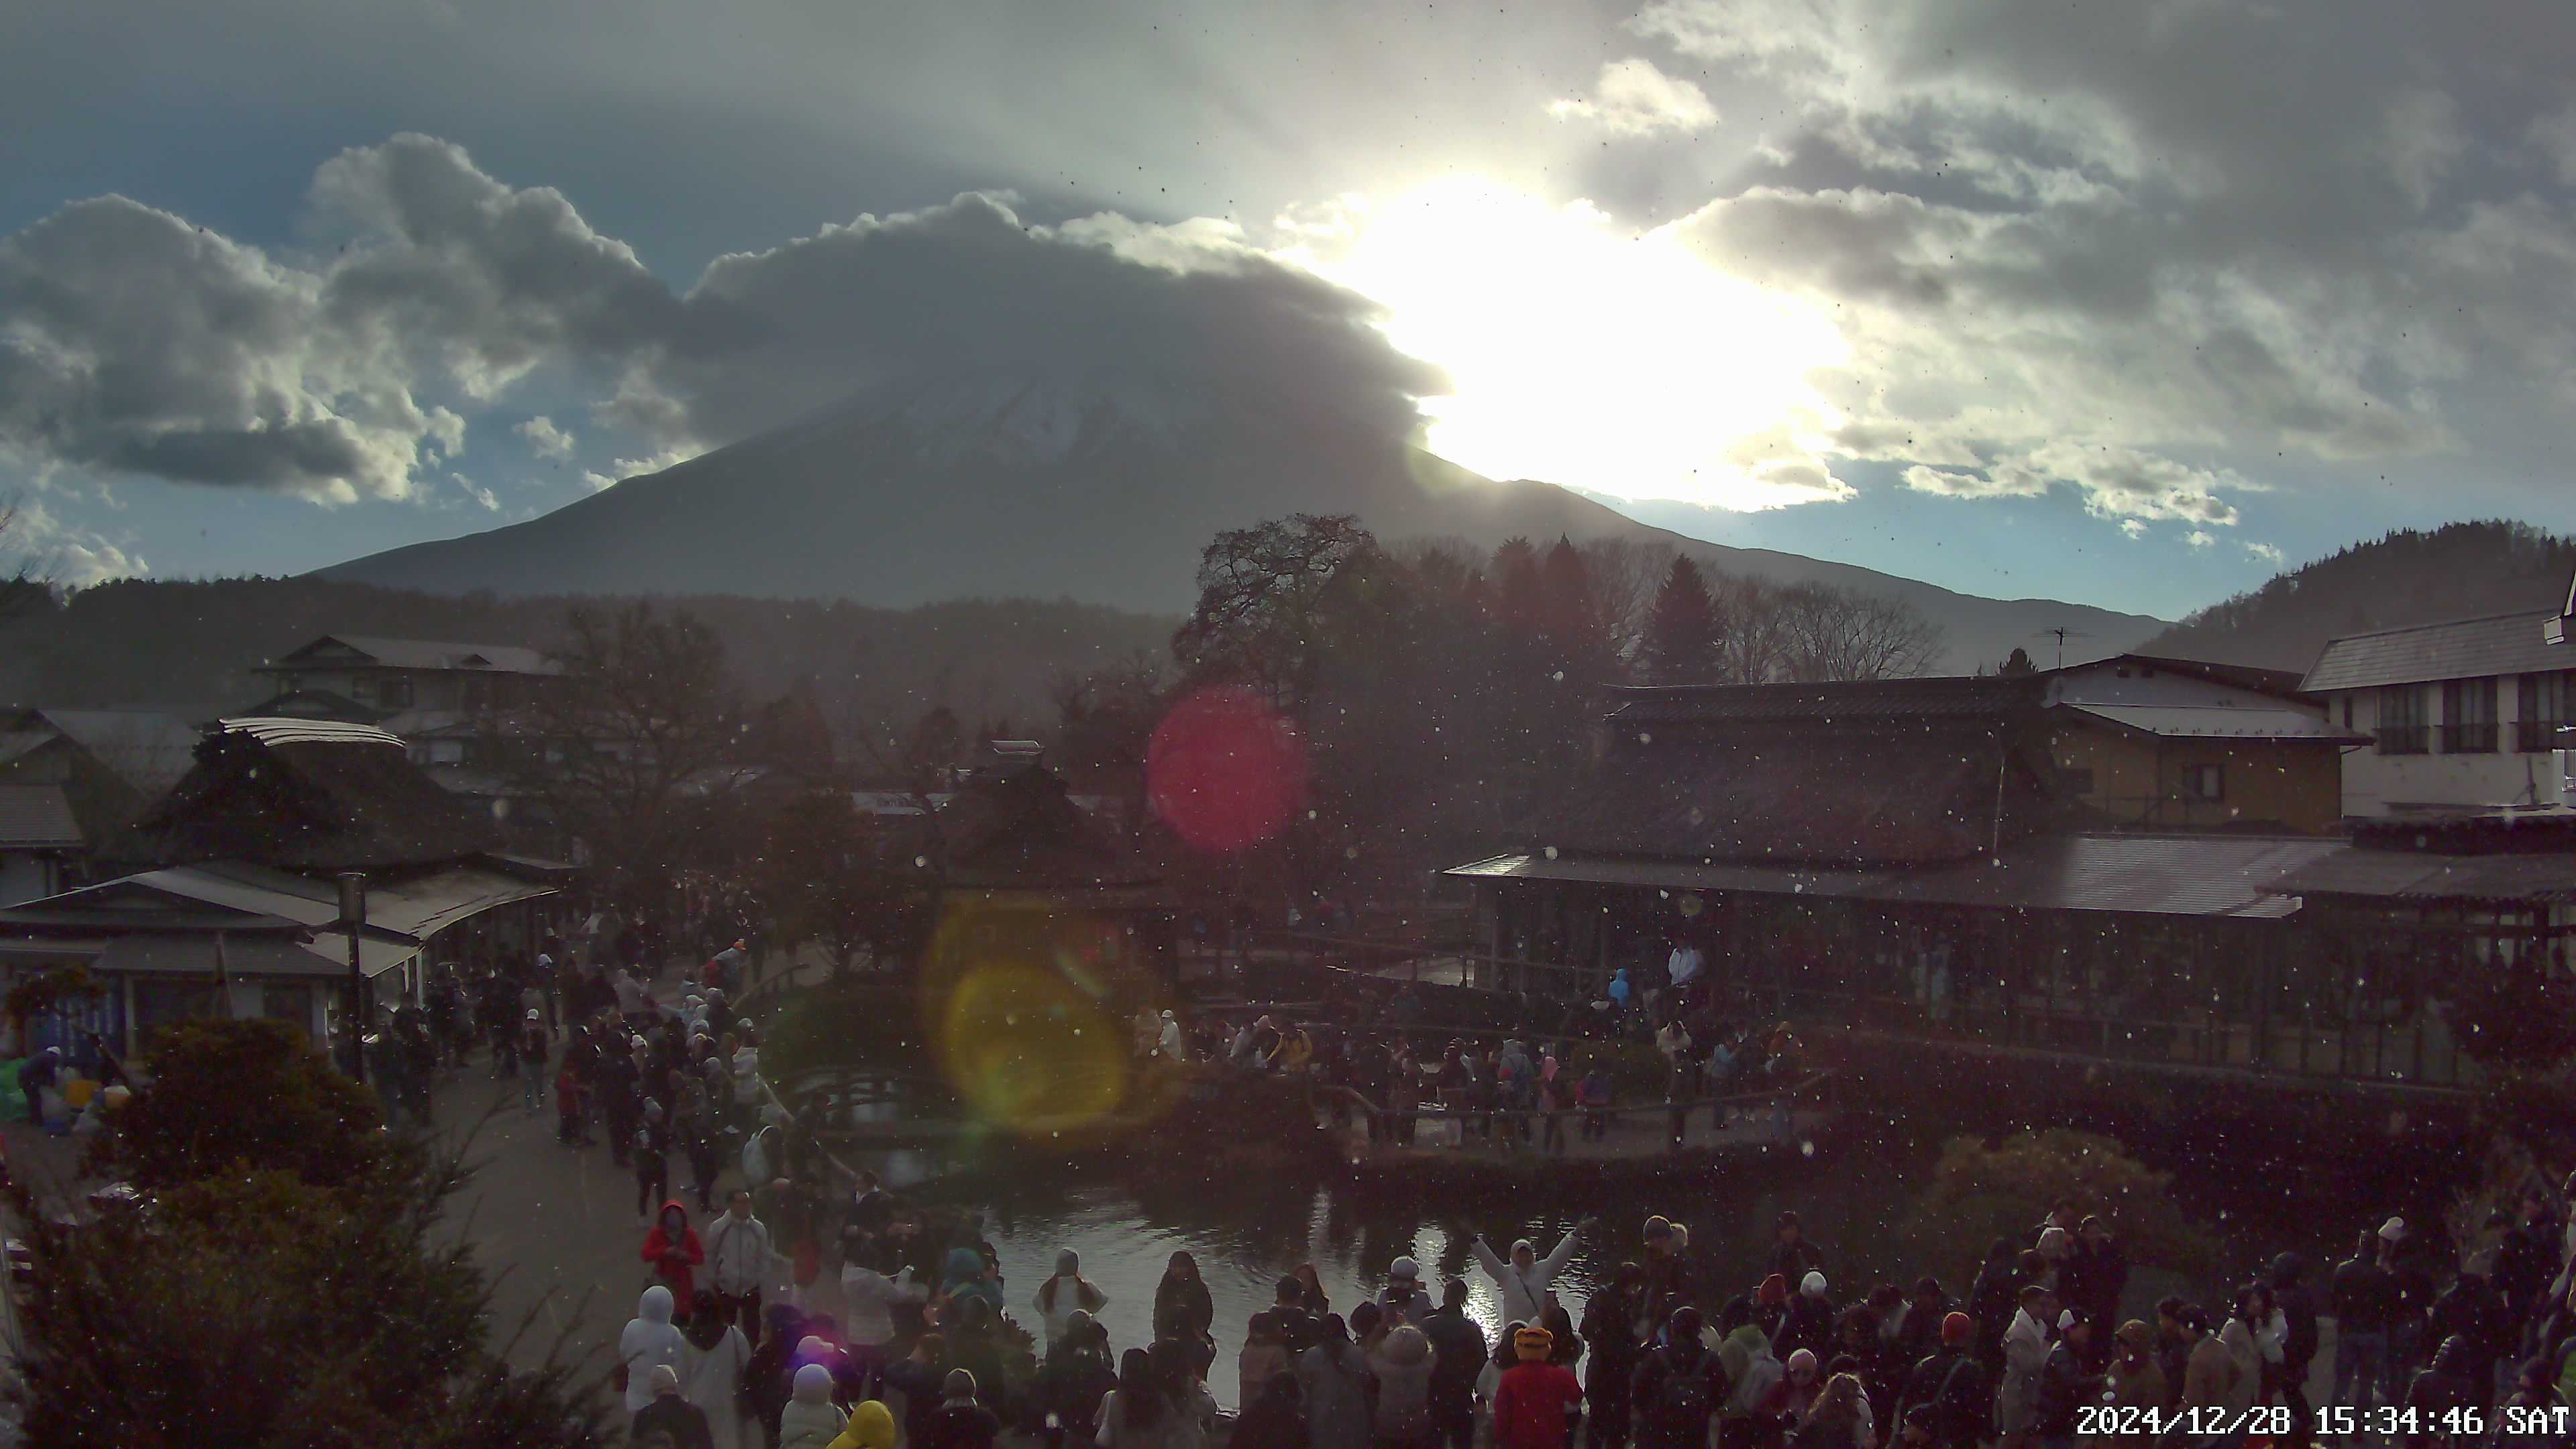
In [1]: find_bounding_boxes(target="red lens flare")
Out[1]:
[1146,686,1309,853]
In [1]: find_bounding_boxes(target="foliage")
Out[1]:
[1891,1128,2220,1284]
[753,788,936,978]
[3,963,105,1022]
[1171,513,1377,706]
[94,1018,389,1194]
[2453,959,2576,1075]
[11,1164,606,1448]
[761,979,938,1089]
[1644,555,1719,684]
[1996,646,2039,677]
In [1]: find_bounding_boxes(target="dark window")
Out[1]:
[2339,695,2353,731]
[2377,684,2428,754]
[2182,763,2224,802]
[2518,672,2570,753]
[2442,678,2496,753]
[376,674,415,709]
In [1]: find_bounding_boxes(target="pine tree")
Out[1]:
[1996,645,2039,677]
[1644,555,1719,684]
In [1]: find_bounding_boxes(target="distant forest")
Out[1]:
[0,576,1175,751]
[2143,521,2576,672]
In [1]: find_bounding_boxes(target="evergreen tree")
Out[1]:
[1492,537,1543,633]
[1996,645,2039,676]
[1538,535,1613,677]
[1643,555,1719,684]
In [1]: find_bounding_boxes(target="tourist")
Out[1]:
[2401,1334,2485,1442]
[1637,1306,1728,1449]
[1378,1256,1434,1328]
[1892,1312,1987,1449]
[1470,1220,1594,1326]
[1151,1334,1220,1444]
[918,1368,1002,1449]
[680,1290,753,1449]
[1352,1300,1388,1357]
[2072,1219,2128,1340]
[1579,1265,1647,1449]
[777,1363,848,1449]
[881,1334,952,1449]
[1421,1278,1489,1449]
[621,1285,691,1419]
[1155,1250,1217,1375]
[635,1100,673,1219]
[943,1246,1005,1318]
[2498,1356,2569,1448]
[1967,1240,2021,1370]
[1036,1313,1115,1449]
[1538,1051,1568,1155]
[603,1038,642,1168]
[1370,1320,1438,1448]
[554,1055,590,1145]
[743,1305,808,1443]
[682,1093,724,1216]
[2330,1229,2396,1411]
[1265,1276,1319,1354]
[1996,1285,2055,1449]
[2031,1309,2102,1449]
[2149,1299,2192,1414]
[1241,1311,1293,1410]
[1155,1009,1186,1061]
[2101,1320,2163,1419]
[947,1297,1012,1419]
[1291,1260,1332,1321]
[642,1201,706,1307]
[1231,1371,1308,1449]
[1775,1274,1836,1362]
[1791,1374,1866,1449]
[1035,1248,1111,1351]
[1639,1219,1698,1340]
[2213,1289,2266,1426]
[840,1238,924,1393]
[1772,1213,1827,1283]
[706,1191,773,1340]
[828,1400,898,1449]
[1754,1275,1792,1343]
[1094,1347,1177,1448]
[1478,1320,1525,1433]
[2265,1254,2318,1442]
[1301,1313,1376,1448]
[1491,1324,1582,1449]
[520,1008,549,1110]
[633,1363,716,1449]
[1779,1349,1821,1422]
[1577,1061,1613,1142]
[1715,1301,1786,1449]
[2430,1269,2504,1403]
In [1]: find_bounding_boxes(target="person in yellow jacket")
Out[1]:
[823,1399,896,1449]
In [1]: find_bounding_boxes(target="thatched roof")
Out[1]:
[115,718,502,871]
[935,761,1158,890]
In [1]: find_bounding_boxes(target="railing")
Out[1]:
[1308,1070,1839,1159]
[2436,722,2498,755]
[2375,725,2429,755]
[2516,719,2571,753]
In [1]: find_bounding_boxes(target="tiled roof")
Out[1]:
[2300,611,2569,693]
[2267,846,2576,903]
[2060,702,2366,743]
[1606,676,2045,725]
[0,786,83,849]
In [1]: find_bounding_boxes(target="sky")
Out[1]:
[6,1,2576,621]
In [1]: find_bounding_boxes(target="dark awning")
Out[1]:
[2265,848,2576,904]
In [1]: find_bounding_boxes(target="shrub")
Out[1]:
[1890,1128,2221,1285]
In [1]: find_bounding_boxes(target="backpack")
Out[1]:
[1650,1350,1719,1429]
[1729,1352,1784,1417]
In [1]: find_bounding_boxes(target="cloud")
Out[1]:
[580,447,698,492]
[0,135,1446,503]
[2185,530,2214,549]
[1899,464,2047,500]
[2242,540,2286,565]
[2534,106,2576,186]
[451,472,499,511]
[2119,520,2147,540]
[1548,58,1719,136]
[515,415,576,460]
[5,498,145,586]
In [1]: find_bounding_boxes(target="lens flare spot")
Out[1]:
[1147,686,1309,853]
[934,961,1128,1136]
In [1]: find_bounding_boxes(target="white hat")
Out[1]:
[2379,1217,2408,1242]
[1801,1271,1829,1298]
[1389,1256,1419,1279]
[526,1008,541,1021]
[2057,1308,2078,1330]
[649,1364,681,1394]
[1161,1010,1175,1020]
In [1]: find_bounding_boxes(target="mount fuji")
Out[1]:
[320,368,2166,671]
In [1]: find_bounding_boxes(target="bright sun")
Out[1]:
[1290,178,1852,510]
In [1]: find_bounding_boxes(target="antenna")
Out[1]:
[2034,626,2095,669]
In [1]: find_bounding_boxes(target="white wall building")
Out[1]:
[2302,608,2575,816]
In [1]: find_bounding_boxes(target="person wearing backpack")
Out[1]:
[1494,1325,1585,1449]
[1633,1307,1729,1449]
[1893,1313,1989,1449]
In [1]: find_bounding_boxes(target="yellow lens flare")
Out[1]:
[923,901,1174,1140]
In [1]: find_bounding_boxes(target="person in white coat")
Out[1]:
[680,1291,755,1449]
[1468,1218,1597,1326]
[1034,1248,1110,1350]
[619,1284,690,1417]
[1997,1285,2056,1449]
[839,1236,928,1391]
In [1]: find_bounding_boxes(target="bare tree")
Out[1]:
[1172,513,1378,707]
[1776,582,1947,681]
[1709,573,1793,684]
[1578,537,1677,655]
[0,498,58,626]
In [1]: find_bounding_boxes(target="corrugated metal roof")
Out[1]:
[1444,833,2340,918]
[217,717,405,748]
[2266,848,2576,902]
[2300,611,2570,692]
[0,786,83,849]
[2062,702,2367,742]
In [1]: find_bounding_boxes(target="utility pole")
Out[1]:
[338,871,369,1085]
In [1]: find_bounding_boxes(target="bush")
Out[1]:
[93,1018,388,1193]
[1890,1128,2221,1285]
[759,979,934,1090]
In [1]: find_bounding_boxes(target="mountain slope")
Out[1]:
[2142,521,2576,672]
[323,369,2167,673]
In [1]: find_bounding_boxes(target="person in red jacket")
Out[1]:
[641,1200,706,1307]
[1493,1324,1585,1449]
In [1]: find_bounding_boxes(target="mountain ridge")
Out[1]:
[321,370,2169,673]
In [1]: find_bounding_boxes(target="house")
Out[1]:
[1437,674,2440,1104]
[2299,610,2575,817]
[249,634,558,724]
[0,718,566,1066]
[2041,655,2361,833]
[0,707,202,900]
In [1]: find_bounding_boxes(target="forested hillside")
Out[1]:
[2143,522,2576,672]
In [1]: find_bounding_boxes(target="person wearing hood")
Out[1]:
[1472,1220,1596,1326]
[633,1363,717,1449]
[1581,1264,1648,1449]
[1379,1256,1436,1328]
[1775,1273,1837,1362]
[1422,1277,1489,1449]
[1233,1371,1309,1449]
[1493,1325,1583,1449]
[2402,1334,2485,1447]
[2498,1355,2569,1449]
[1607,967,1633,1016]
[942,1245,1004,1317]
[1301,1312,1377,1448]
[918,1367,1002,1449]
[2103,1320,2166,1416]
[641,1202,707,1313]
[824,1399,897,1449]
[1996,1285,2055,1449]
[1033,1248,1109,1350]
[779,1362,849,1449]
[2031,1309,2104,1449]
[679,1290,754,1449]
[2429,1269,2504,1403]
[1754,1275,1794,1343]
[1639,1307,1731,1449]
[1968,1239,2022,1371]
[623,1285,693,1416]
[1371,1322,1440,1446]
[1780,1348,1822,1423]
[1717,1309,1787,1449]
[1036,1312,1114,1449]
[744,1303,810,1441]
[1893,1312,1988,1449]
[1242,1311,1295,1412]
[1155,1249,1218,1374]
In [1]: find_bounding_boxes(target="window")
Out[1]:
[2182,763,2224,802]
[2377,684,2429,754]
[376,674,415,709]
[2442,678,2497,753]
[2339,695,2354,731]
[2519,672,2571,753]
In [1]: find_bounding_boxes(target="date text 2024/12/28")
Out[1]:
[2078,1404,2572,1438]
